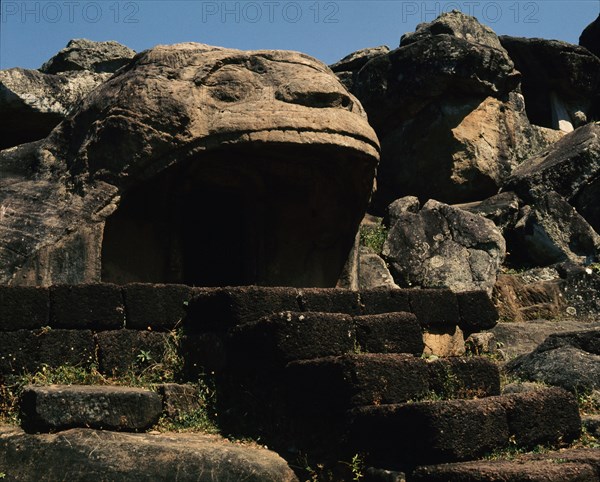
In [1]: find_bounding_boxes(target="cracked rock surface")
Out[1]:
[382,199,506,294]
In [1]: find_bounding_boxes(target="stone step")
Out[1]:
[286,354,500,414]
[184,310,426,374]
[408,459,597,482]
[20,385,162,433]
[227,311,425,370]
[408,448,600,481]
[183,286,497,333]
[0,426,298,482]
[348,387,581,468]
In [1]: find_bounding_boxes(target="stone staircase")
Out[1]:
[182,286,595,479]
[0,283,598,481]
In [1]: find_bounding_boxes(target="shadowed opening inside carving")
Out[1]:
[100,144,374,287]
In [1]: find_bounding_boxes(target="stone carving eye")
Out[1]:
[205,66,257,102]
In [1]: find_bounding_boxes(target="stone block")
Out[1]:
[296,288,362,315]
[184,287,299,333]
[50,284,124,330]
[409,460,596,482]
[158,383,204,418]
[359,288,411,315]
[96,330,169,376]
[354,312,423,355]
[408,289,460,327]
[123,283,194,331]
[228,312,356,368]
[20,384,162,432]
[0,329,95,375]
[457,290,499,334]
[0,286,49,331]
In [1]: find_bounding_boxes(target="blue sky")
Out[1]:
[1,1,599,70]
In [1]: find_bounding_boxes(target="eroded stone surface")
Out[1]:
[0,425,299,482]
[20,384,162,432]
[0,39,135,150]
[40,39,135,74]
[507,329,600,392]
[500,35,600,130]
[0,43,379,288]
[383,200,506,294]
[504,122,600,234]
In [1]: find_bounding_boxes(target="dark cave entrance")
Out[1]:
[100,144,373,287]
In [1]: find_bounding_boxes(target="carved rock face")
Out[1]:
[0,43,379,288]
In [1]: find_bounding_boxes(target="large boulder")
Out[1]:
[0,43,379,288]
[504,122,600,233]
[40,39,136,74]
[0,39,135,150]
[371,94,557,209]
[580,15,600,58]
[348,11,554,212]
[400,9,505,50]
[329,45,390,91]
[507,191,600,266]
[0,426,298,481]
[0,69,110,149]
[355,20,519,132]
[500,35,600,130]
[507,330,600,393]
[382,199,506,294]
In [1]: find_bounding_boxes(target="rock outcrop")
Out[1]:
[382,199,506,294]
[580,14,600,58]
[500,35,600,130]
[0,39,135,150]
[0,43,379,288]
[0,426,299,482]
[504,122,600,233]
[508,191,600,266]
[40,39,136,74]
[336,11,556,212]
[329,45,389,91]
[507,330,600,393]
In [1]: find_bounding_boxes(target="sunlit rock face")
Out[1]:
[338,11,557,213]
[0,39,136,150]
[0,43,380,287]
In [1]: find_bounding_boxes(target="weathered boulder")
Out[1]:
[455,191,521,233]
[0,426,298,481]
[491,319,600,360]
[580,15,600,58]
[0,69,110,149]
[329,45,390,90]
[376,94,559,208]
[348,12,556,211]
[500,35,600,130]
[383,196,421,228]
[558,263,600,319]
[20,385,162,432]
[493,272,566,323]
[493,264,600,324]
[355,22,518,133]
[40,39,136,74]
[358,247,398,289]
[504,122,600,234]
[0,43,379,287]
[382,199,506,294]
[0,39,135,150]
[400,9,505,50]
[508,191,600,266]
[507,330,600,392]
